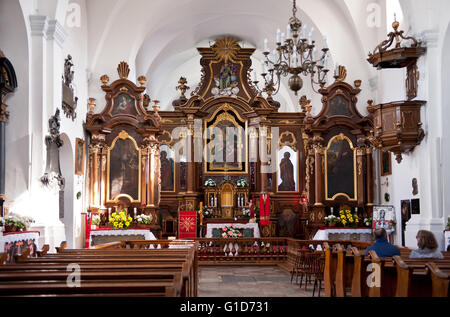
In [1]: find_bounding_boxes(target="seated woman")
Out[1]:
[409,230,444,259]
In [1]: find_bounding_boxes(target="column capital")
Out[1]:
[46,20,68,48]
[29,15,48,37]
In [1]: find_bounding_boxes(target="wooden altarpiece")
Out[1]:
[84,62,162,234]
[303,77,374,236]
[157,37,307,238]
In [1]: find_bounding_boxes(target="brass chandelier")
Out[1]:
[253,0,330,97]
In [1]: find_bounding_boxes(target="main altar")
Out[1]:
[84,36,376,241]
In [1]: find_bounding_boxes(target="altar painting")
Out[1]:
[111,93,137,116]
[107,131,141,202]
[325,134,356,201]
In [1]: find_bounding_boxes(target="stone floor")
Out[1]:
[198,265,320,297]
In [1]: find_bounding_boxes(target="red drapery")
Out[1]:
[178,211,197,239]
[259,194,270,226]
[84,213,92,248]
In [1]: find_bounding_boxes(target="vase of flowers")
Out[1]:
[236,178,249,188]
[338,209,359,227]
[3,213,34,232]
[91,214,101,229]
[109,209,133,229]
[221,225,242,238]
[204,178,217,188]
[324,215,339,227]
[363,217,372,228]
[135,214,152,228]
[241,208,250,219]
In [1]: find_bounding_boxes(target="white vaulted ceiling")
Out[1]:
[86,0,393,113]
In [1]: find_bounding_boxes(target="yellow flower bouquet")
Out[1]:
[338,209,359,228]
[109,209,133,229]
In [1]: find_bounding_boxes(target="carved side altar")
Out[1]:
[85,62,162,237]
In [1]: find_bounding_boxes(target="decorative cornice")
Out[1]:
[46,20,68,48]
[29,15,48,37]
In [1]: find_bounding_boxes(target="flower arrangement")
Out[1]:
[109,209,133,229]
[198,207,214,219]
[236,178,249,188]
[241,208,250,218]
[91,214,101,226]
[339,209,359,227]
[3,213,35,232]
[324,215,339,226]
[204,178,217,188]
[363,217,372,228]
[136,214,152,225]
[221,225,242,238]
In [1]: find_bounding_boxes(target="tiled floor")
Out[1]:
[198,266,319,297]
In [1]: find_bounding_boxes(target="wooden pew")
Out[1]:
[393,256,450,297]
[1,241,198,297]
[425,262,450,297]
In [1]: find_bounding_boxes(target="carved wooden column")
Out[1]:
[365,147,374,207]
[186,116,195,194]
[356,146,365,206]
[313,136,324,207]
[88,134,105,209]
[305,140,315,206]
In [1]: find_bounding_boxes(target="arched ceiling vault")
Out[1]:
[87,0,380,113]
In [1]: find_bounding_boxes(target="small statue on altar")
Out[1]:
[249,197,255,220]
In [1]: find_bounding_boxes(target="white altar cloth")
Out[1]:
[313,228,373,241]
[205,222,260,238]
[89,228,156,247]
[0,231,41,252]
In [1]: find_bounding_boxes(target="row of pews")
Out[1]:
[0,240,198,297]
[324,242,450,297]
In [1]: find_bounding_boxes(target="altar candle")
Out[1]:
[200,202,203,225]
[355,207,358,213]
[134,207,137,219]
[108,207,111,218]
[331,207,334,215]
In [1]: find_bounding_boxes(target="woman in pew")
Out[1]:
[409,230,444,259]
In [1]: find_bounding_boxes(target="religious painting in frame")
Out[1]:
[277,145,299,192]
[204,104,248,174]
[325,133,357,201]
[372,205,395,234]
[380,150,392,176]
[75,138,85,175]
[160,144,175,192]
[111,93,138,116]
[411,198,420,215]
[106,130,141,203]
[401,199,411,223]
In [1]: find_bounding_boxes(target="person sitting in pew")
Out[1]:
[364,228,400,257]
[409,230,444,259]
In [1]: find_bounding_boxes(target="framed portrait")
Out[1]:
[75,138,85,175]
[401,199,411,223]
[411,198,420,214]
[106,130,141,203]
[372,205,395,233]
[111,93,137,116]
[277,146,298,192]
[380,150,392,176]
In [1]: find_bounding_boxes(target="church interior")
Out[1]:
[0,0,450,299]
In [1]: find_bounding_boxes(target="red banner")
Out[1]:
[85,213,92,248]
[260,194,270,226]
[178,211,197,239]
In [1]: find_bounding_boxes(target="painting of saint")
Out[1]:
[380,150,391,176]
[160,145,174,191]
[326,137,355,199]
[207,116,246,173]
[109,137,139,201]
[112,93,137,116]
[277,146,297,192]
